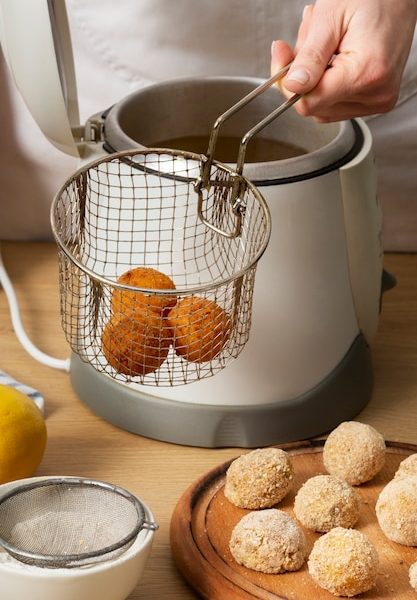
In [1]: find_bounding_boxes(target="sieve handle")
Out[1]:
[143,520,159,531]
[200,62,301,188]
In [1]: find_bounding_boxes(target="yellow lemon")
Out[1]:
[0,385,47,484]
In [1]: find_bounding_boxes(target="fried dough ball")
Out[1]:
[409,561,417,591]
[308,527,379,597]
[167,296,230,363]
[375,476,417,545]
[101,313,171,376]
[394,453,417,480]
[229,509,306,574]
[323,421,386,485]
[294,475,360,533]
[224,448,294,509]
[112,266,176,317]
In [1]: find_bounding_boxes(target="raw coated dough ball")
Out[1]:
[294,475,360,532]
[394,453,417,480]
[323,421,386,485]
[224,448,294,509]
[102,313,171,376]
[112,266,177,316]
[376,476,417,545]
[308,527,379,597]
[229,509,306,574]
[167,296,230,363]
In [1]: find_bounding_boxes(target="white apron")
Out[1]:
[0,0,416,250]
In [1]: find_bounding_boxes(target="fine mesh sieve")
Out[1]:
[0,478,158,568]
[51,65,299,387]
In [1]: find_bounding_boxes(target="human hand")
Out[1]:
[271,0,417,122]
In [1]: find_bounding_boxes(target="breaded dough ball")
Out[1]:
[376,476,417,545]
[224,448,294,509]
[229,509,306,574]
[323,421,386,485]
[308,527,379,597]
[409,561,417,591]
[101,313,171,376]
[294,475,360,533]
[112,266,176,316]
[167,296,230,363]
[394,453,417,480]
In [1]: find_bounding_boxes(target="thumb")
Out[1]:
[284,8,339,94]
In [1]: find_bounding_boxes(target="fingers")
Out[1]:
[270,40,295,95]
[284,3,341,95]
[270,0,417,121]
[292,52,401,120]
[312,102,384,123]
[270,6,313,96]
[270,40,294,72]
[294,4,314,53]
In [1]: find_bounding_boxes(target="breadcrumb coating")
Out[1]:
[167,296,230,363]
[394,453,417,480]
[409,561,417,591]
[229,509,306,574]
[112,266,177,317]
[376,476,417,545]
[224,448,294,509]
[294,475,359,532]
[323,422,386,485]
[101,313,171,376]
[308,527,378,597]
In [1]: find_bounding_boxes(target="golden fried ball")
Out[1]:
[112,266,176,317]
[409,561,417,591]
[101,313,171,376]
[294,475,360,533]
[376,476,417,545]
[167,296,230,363]
[394,453,417,480]
[224,448,294,509]
[229,509,306,574]
[323,421,386,485]
[308,527,379,597]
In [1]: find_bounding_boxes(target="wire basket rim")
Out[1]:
[50,148,271,296]
[0,477,154,567]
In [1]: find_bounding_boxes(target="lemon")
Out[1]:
[0,385,47,484]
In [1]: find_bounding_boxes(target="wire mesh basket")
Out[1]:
[51,67,298,388]
[51,148,271,386]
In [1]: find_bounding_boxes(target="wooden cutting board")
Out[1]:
[170,440,417,599]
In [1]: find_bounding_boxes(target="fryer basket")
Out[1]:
[51,149,271,386]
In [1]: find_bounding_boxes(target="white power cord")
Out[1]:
[0,244,70,372]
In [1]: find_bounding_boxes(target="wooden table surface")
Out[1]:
[0,241,416,599]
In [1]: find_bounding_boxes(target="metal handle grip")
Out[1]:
[200,62,300,187]
[196,62,300,239]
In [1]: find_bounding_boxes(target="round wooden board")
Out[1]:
[170,440,417,599]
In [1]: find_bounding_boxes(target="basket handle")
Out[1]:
[196,63,300,238]
[201,63,300,186]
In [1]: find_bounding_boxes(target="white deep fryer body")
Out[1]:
[0,0,383,445]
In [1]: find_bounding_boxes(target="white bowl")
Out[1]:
[0,477,156,600]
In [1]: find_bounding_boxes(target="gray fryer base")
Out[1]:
[70,334,372,448]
